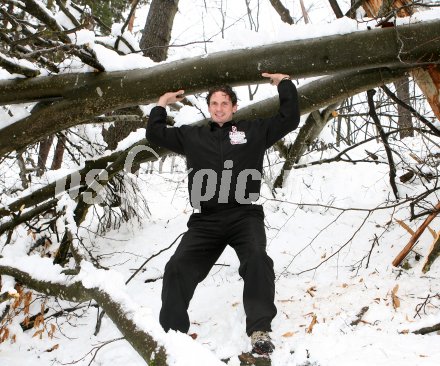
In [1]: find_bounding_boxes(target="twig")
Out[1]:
[62,337,124,366]
[350,306,369,326]
[413,322,440,335]
[367,89,399,200]
[381,85,440,137]
[414,293,439,319]
[366,234,378,269]
[125,232,184,285]
[345,0,366,18]
[94,307,106,336]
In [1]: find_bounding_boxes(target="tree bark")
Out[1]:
[363,0,414,18]
[2,19,439,107]
[139,0,179,62]
[269,0,294,24]
[412,65,440,122]
[393,77,413,138]
[0,19,439,157]
[362,1,440,122]
[50,134,66,170]
[328,0,344,18]
[37,135,54,175]
[422,233,440,273]
[413,322,440,335]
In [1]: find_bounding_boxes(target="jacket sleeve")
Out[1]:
[264,79,301,148]
[146,106,185,155]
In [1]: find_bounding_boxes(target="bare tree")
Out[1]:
[1,2,440,365]
[139,0,179,62]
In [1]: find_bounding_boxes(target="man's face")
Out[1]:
[208,91,237,125]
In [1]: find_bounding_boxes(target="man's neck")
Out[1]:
[213,120,232,128]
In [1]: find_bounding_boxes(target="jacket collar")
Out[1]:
[209,120,236,131]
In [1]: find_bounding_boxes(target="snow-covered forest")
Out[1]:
[1,1,440,365]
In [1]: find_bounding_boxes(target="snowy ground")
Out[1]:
[1,1,440,365]
[1,136,440,366]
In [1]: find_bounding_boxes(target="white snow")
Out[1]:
[1,1,440,366]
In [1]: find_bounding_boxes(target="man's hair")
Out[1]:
[206,85,238,106]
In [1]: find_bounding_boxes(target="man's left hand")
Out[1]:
[262,72,291,86]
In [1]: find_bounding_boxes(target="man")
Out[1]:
[146,72,300,355]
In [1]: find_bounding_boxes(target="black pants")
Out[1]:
[159,204,277,336]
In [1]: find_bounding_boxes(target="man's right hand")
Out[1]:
[157,90,185,107]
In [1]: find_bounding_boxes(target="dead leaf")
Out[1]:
[23,316,30,327]
[32,329,44,339]
[306,286,316,297]
[306,314,318,334]
[34,314,44,328]
[391,285,400,309]
[282,331,296,337]
[0,327,9,343]
[48,323,56,339]
[45,344,59,352]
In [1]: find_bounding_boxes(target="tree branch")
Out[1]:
[367,88,399,199]
[413,322,440,335]
[0,261,168,365]
[328,0,344,18]
[268,0,294,24]
[0,67,411,221]
[381,83,440,136]
[0,53,40,77]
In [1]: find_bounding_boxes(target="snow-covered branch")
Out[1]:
[0,258,168,365]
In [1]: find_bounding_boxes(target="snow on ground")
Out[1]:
[1,134,440,366]
[1,1,440,365]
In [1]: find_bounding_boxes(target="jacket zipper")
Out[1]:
[218,127,224,171]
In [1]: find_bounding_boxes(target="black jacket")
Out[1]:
[146,80,300,209]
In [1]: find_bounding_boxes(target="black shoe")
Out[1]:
[250,331,275,355]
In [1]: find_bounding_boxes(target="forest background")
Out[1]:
[1,1,440,365]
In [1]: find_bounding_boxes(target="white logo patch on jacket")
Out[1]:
[229,126,247,145]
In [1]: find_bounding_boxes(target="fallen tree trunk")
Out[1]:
[1,19,440,157]
[0,66,411,223]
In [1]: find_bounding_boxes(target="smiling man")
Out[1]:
[146,72,300,355]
